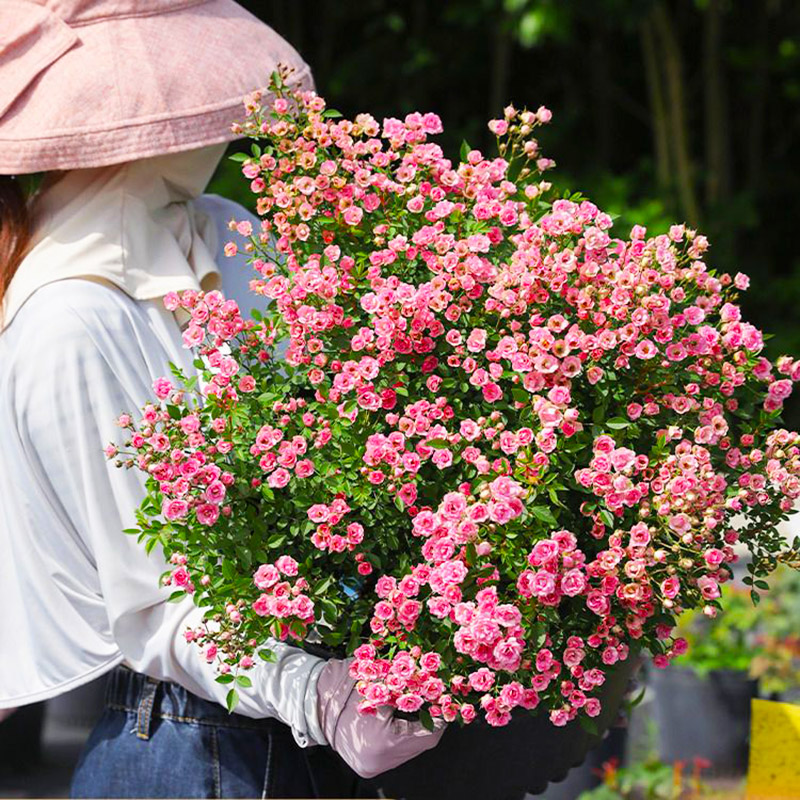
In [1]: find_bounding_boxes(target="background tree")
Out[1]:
[215,0,800,418]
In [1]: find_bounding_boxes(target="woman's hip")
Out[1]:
[69,665,369,799]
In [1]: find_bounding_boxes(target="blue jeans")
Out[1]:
[70,666,372,798]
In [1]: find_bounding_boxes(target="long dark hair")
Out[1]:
[0,175,32,317]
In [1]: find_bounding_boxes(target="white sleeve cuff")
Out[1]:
[297,658,328,748]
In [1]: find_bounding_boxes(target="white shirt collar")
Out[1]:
[2,143,227,333]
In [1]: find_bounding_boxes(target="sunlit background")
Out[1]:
[218,1,800,426]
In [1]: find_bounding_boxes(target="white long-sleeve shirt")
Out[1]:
[0,153,326,747]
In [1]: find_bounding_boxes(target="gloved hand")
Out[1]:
[317,658,445,779]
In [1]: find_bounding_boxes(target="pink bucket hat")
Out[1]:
[0,0,313,174]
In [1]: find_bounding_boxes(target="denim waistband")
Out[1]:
[105,665,286,740]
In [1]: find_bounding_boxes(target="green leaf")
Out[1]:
[236,675,253,688]
[599,509,615,528]
[226,688,239,713]
[512,388,530,404]
[258,648,277,663]
[578,715,598,736]
[215,673,234,684]
[267,534,287,549]
[167,590,186,603]
[605,418,629,430]
[321,599,338,622]
[418,706,435,732]
[624,686,647,711]
[323,109,343,119]
[529,505,557,527]
[460,139,472,162]
[228,152,249,163]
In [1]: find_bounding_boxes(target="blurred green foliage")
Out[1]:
[671,568,800,691]
[210,0,800,423]
[672,583,765,675]
[578,755,714,799]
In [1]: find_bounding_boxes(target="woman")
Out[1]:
[0,1,442,797]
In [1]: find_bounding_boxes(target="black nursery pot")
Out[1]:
[370,656,636,800]
[649,665,757,775]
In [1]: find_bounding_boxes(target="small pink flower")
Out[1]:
[343,206,364,226]
[468,668,495,692]
[268,468,291,488]
[163,499,189,521]
[295,459,315,478]
[152,377,172,399]
[396,693,423,713]
[195,503,220,526]
[254,564,279,589]
[584,698,602,717]
[276,555,298,576]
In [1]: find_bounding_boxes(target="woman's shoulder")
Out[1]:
[0,279,150,387]
[7,279,141,342]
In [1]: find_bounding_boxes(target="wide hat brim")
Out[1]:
[0,0,313,174]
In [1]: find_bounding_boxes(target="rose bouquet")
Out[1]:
[111,70,800,731]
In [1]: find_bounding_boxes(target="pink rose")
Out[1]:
[375,576,397,598]
[205,480,226,505]
[460,704,476,723]
[307,504,329,523]
[561,569,587,597]
[162,499,189,521]
[661,576,680,599]
[295,459,315,478]
[468,668,495,692]
[419,652,441,672]
[586,591,609,616]
[152,377,172,400]
[697,575,721,600]
[254,564,279,589]
[584,698,602,717]
[466,329,487,352]
[268,468,291,488]
[395,693,423,713]
[276,555,298,576]
[195,503,219,526]
[550,708,570,727]
[253,594,271,616]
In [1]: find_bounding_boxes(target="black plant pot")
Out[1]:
[542,725,629,800]
[649,665,757,775]
[370,656,636,800]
